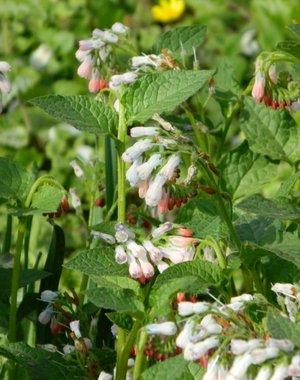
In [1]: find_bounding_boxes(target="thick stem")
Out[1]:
[117,101,127,223]
[133,329,148,380]
[8,218,26,342]
[2,214,12,254]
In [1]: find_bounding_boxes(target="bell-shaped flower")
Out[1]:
[126,240,147,259]
[127,254,143,279]
[38,306,54,325]
[251,347,279,364]
[270,364,289,380]
[138,256,155,279]
[254,366,272,380]
[98,371,113,380]
[138,180,149,198]
[130,126,160,138]
[183,336,219,361]
[146,321,177,336]
[230,339,262,355]
[137,153,162,180]
[266,338,294,352]
[70,320,81,339]
[143,240,162,263]
[115,223,135,243]
[111,22,128,34]
[178,301,209,317]
[288,355,300,377]
[122,139,153,163]
[160,246,186,264]
[157,189,169,214]
[227,352,253,380]
[0,61,11,72]
[126,157,143,187]
[115,245,128,264]
[88,69,101,93]
[109,72,137,91]
[156,260,169,273]
[252,71,265,101]
[77,55,93,79]
[91,231,116,244]
[40,290,58,303]
[159,154,181,180]
[145,173,167,207]
[151,221,173,238]
[63,344,76,355]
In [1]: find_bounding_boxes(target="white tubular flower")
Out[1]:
[269,364,289,380]
[266,338,294,352]
[77,55,93,79]
[130,126,160,138]
[137,153,162,180]
[227,352,253,380]
[79,39,97,51]
[111,22,128,34]
[178,301,209,317]
[115,223,135,243]
[159,154,181,180]
[151,221,173,238]
[131,55,161,69]
[146,322,177,336]
[98,371,113,380]
[109,72,137,91]
[176,321,192,349]
[0,61,11,72]
[0,75,11,95]
[230,294,254,303]
[138,256,155,279]
[143,240,162,263]
[122,139,153,163]
[69,188,81,209]
[161,246,186,264]
[102,30,118,43]
[115,245,128,264]
[40,290,57,303]
[269,64,277,84]
[126,240,147,259]
[99,44,112,61]
[183,336,219,361]
[70,160,84,178]
[38,307,53,324]
[70,320,81,339]
[138,180,149,198]
[75,49,90,62]
[126,158,143,187]
[203,358,228,380]
[168,236,196,248]
[251,347,279,364]
[145,174,167,207]
[127,254,142,279]
[230,339,262,355]
[271,283,300,299]
[92,28,105,38]
[254,366,272,380]
[63,344,75,355]
[288,355,300,377]
[91,231,116,245]
[156,260,169,273]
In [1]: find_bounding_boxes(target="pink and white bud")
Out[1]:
[178,301,209,317]
[79,39,95,51]
[102,31,118,43]
[70,320,81,339]
[146,321,177,336]
[143,240,162,262]
[254,366,272,380]
[159,154,181,180]
[145,174,167,207]
[122,139,153,163]
[269,364,289,380]
[156,260,169,273]
[91,231,116,244]
[40,290,57,303]
[161,246,186,264]
[288,355,300,377]
[92,28,105,38]
[252,72,265,101]
[77,56,93,79]
[128,254,143,279]
[174,226,193,237]
[70,160,84,178]
[138,257,155,279]
[269,64,277,83]
[0,61,11,72]
[158,189,169,214]
[137,154,162,181]
[168,236,196,248]
[227,352,253,379]
[126,158,143,187]
[266,338,294,352]
[251,347,279,364]
[88,69,101,93]
[98,371,113,380]
[111,22,128,34]
[63,344,75,355]
[183,336,219,361]
[130,126,160,138]
[152,222,174,238]
[126,240,147,259]
[230,339,262,355]
[75,49,90,62]
[115,245,128,264]
[138,180,149,198]
[38,307,53,324]
[109,72,137,91]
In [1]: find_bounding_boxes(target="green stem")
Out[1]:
[2,214,12,254]
[8,218,26,342]
[133,329,148,380]
[117,100,127,223]
[183,106,207,152]
[105,137,117,211]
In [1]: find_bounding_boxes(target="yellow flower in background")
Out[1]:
[151,0,185,23]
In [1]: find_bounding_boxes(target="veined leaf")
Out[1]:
[30,95,117,135]
[122,70,213,124]
[267,309,300,348]
[241,98,300,163]
[276,171,300,197]
[153,25,207,58]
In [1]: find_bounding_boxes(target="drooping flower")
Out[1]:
[109,72,137,91]
[40,290,58,303]
[70,320,81,339]
[183,336,219,361]
[38,306,54,325]
[146,321,177,336]
[151,0,185,23]
[130,126,160,138]
[145,173,167,207]
[122,139,153,163]
[252,71,265,102]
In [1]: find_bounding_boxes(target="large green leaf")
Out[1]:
[277,40,300,59]
[122,70,213,124]
[288,23,300,38]
[64,247,128,277]
[276,171,300,197]
[241,98,300,163]
[85,287,144,317]
[0,157,32,202]
[30,95,117,135]
[267,310,300,348]
[236,194,300,221]
[0,342,85,380]
[219,142,278,201]
[153,25,207,58]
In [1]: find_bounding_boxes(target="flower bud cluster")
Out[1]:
[75,22,129,93]
[110,222,196,283]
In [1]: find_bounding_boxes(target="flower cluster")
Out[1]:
[123,115,197,213]
[94,222,197,283]
[251,56,300,110]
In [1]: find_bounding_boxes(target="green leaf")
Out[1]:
[219,142,278,201]
[91,275,141,295]
[106,312,133,331]
[0,342,85,380]
[288,23,300,38]
[0,157,32,203]
[241,98,300,163]
[30,95,117,136]
[154,260,223,288]
[267,309,300,348]
[276,171,300,197]
[277,40,300,59]
[122,70,213,124]
[64,247,128,277]
[85,287,144,317]
[139,354,201,380]
[153,25,207,58]
[175,197,228,240]
[236,194,300,221]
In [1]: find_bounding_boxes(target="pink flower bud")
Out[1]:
[157,189,169,214]
[143,240,162,262]
[138,257,155,279]
[138,180,149,198]
[77,56,93,79]
[128,254,143,279]
[88,69,101,93]
[79,39,94,51]
[152,221,173,238]
[252,72,265,101]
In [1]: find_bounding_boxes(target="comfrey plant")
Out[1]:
[2,20,300,380]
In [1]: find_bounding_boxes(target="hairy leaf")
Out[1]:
[276,171,300,197]
[267,310,300,348]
